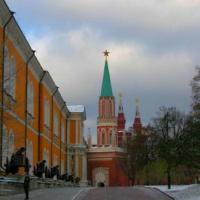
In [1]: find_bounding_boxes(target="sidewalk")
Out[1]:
[1,187,85,200]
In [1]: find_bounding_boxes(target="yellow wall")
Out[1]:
[0,23,68,175]
[70,120,76,144]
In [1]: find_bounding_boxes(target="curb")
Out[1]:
[148,187,175,200]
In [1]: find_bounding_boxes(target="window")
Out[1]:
[53,155,58,166]
[10,57,16,98]
[61,159,64,175]
[8,130,15,159]
[102,101,105,117]
[27,140,33,175]
[102,132,105,145]
[109,131,112,145]
[43,148,49,167]
[61,122,65,142]
[54,113,59,136]
[2,125,8,165]
[27,80,34,116]
[109,100,112,116]
[44,99,50,127]
[4,50,16,99]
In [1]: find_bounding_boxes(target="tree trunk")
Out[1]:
[167,165,171,189]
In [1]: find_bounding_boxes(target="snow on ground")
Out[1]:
[148,185,200,200]
[147,185,194,192]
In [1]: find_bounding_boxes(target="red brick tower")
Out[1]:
[117,93,126,147]
[97,50,117,147]
[87,51,129,186]
[133,98,142,134]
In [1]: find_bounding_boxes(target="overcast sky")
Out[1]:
[5,0,198,141]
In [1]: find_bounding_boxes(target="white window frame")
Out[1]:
[4,49,16,99]
[8,130,15,159]
[27,80,34,116]
[61,122,65,142]
[43,148,49,167]
[44,99,50,128]
[2,125,8,165]
[54,113,59,136]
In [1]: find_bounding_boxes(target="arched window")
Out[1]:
[4,47,10,93]
[61,122,65,142]
[99,103,101,117]
[44,99,50,127]
[27,140,33,175]
[61,159,64,175]
[109,131,112,145]
[109,100,112,117]
[53,155,58,166]
[8,130,15,159]
[102,101,105,118]
[2,125,8,165]
[43,148,49,167]
[10,57,16,98]
[27,80,34,116]
[102,132,105,145]
[4,51,16,99]
[54,113,59,136]
[105,101,108,118]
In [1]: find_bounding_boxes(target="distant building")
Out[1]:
[67,105,87,185]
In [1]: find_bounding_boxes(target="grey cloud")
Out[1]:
[5,0,196,137]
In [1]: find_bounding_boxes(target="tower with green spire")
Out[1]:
[100,58,113,97]
[97,50,117,147]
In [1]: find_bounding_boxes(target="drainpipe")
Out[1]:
[66,110,70,174]
[50,87,58,167]
[24,50,35,160]
[59,102,66,175]
[0,11,14,168]
[37,71,46,161]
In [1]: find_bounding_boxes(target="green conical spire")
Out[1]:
[100,57,113,97]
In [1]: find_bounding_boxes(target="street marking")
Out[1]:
[71,189,84,200]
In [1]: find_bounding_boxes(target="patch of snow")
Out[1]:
[67,105,85,113]
[148,184,200,200]
[170,184,200,200]
[147,185,194,192]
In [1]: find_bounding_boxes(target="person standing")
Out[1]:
[24,173,30,200]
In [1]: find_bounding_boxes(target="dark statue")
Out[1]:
[33,160,46,178]
[4,147,31,174]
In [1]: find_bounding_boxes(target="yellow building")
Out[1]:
[0,0,87,179]
[67,105,87,185]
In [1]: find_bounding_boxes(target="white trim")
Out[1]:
[40,132,51,143]
[6,110,39,136]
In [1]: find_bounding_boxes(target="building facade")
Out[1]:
[0,0,87,180]
[67,105,87,185]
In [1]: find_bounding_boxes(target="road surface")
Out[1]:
[0,186,174,200]
[78,186,174,200]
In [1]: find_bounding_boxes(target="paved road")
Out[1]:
[78,186,174,200]
[1,187,84,200]
[0,186,174,200]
